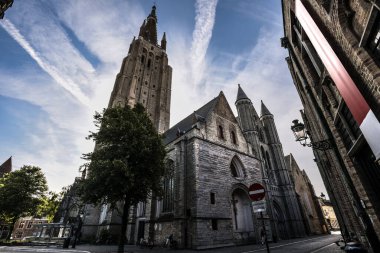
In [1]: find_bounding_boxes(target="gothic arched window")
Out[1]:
[162,160,174,213]
[218,125,224,139]
[231,131,237,144]
[230,156,245,178]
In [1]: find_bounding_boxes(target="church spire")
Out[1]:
[139,5,158,45]
[236,84,250,102]
[261,100,272,116]
[161,32,166,50]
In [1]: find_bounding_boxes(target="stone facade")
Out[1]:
[82,4,308,249]
[282,0,380,251]
[108,5,171,134]
[285,154,327,235]
[134,91,307,249]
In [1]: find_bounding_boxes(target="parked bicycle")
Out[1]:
[162,234,177,249]
[139,237,155,249]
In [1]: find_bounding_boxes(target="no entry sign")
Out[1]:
[249,183,265,201]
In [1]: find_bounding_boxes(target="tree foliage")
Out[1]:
[80,104,166,252]
[0,165,48,239]
[36,191,64,222]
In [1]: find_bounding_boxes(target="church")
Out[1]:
[82,5,306,249]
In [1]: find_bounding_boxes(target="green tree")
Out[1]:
[36,191,64,222]
[80,104,166,253]
[0,166,48,240]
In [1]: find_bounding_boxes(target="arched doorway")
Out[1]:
[273,201,287,240]
[231,188,254,233]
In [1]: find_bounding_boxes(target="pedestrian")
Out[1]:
[260,228,265,245]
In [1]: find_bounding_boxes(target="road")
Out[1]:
[0,234,343,253]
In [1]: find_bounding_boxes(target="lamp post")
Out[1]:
[290,119,333,151]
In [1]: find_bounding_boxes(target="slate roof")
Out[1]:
[0,156,12,178]
[236,84,249,102]
[261,100,272,116]
[163,96,219,145]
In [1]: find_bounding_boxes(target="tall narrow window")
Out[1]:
[218,125,224,139]
[211,219,218,230]
[141,55,145,63]
[210,192,215,204]
[162,160,174,212]
[147,59,151,69]
[231,131,237,144]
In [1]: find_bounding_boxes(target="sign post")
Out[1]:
[249,183,270,253]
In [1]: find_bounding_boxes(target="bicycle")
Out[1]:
[139,237,155,249]
[162,234,178,249]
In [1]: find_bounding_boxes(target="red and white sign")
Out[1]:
[249,183,265,202]
[296,0,380,161]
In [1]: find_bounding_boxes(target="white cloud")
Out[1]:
[0,19,90,105]
[0,0,326,196]
[190,0,219,89]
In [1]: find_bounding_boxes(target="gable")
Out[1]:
[212,92,238,123]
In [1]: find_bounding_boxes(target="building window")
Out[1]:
[26,221,33,229]
[210,192,215,204]
[137,202,146,217]
[141,55,145,63]
[367,11,380,64]
[18,221,25,228]
[230,156,245,178]
[147,59,151,69]
[231,131,237,144]
[162,160,174,213]
[211,219,218,230]
[218,125,224,139]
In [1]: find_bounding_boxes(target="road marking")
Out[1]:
[241,237,323,253]
[309,243,335,253]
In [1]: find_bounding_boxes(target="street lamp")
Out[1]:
[290,119,333,151]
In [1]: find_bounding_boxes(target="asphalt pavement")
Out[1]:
[0,234,343,253]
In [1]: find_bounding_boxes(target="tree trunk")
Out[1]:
[118,198,130,253]
[6,217,18,241]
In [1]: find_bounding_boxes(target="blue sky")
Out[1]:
[0,0,327,196]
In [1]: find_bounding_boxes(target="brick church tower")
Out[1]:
[81,5,172,240]
[108,5,172,133]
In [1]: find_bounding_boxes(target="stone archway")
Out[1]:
[273,201,287,240]
[231,188,254,233]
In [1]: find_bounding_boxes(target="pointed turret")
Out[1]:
[261,100,272,116]
[138,5,158,45]
[139,19,146,37]
[235,84,261,157]
[236,83,249,102]
[161,32,167,50]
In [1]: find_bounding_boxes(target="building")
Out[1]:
[81,5,307,249]
[281,0,380,251]
[11,217,48,240]
[81,4,172,242]
[142,89,306,249]
[318,197,340,231]
[0,156,12,178]
[0,0,13,19]
[285,154,327,235]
